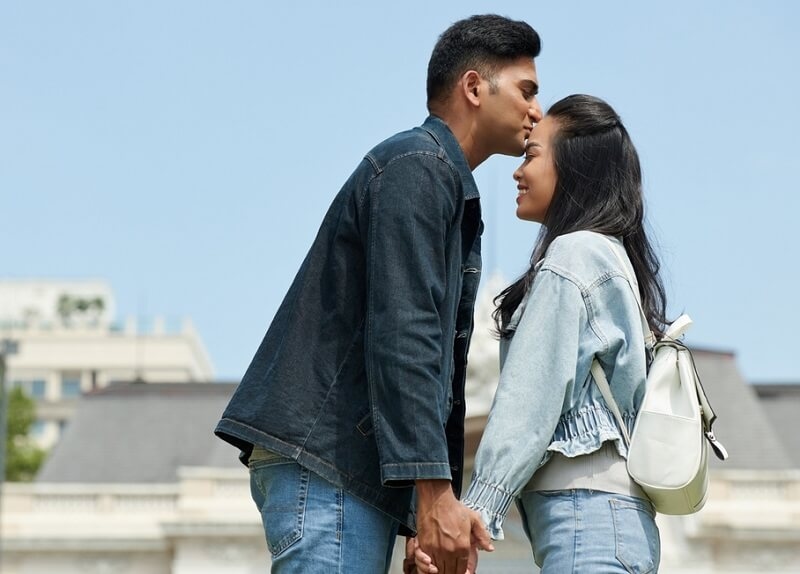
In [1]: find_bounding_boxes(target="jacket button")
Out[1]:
[454,399,462,406]
[451,465,459,472]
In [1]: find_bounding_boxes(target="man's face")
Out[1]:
[478,57,542,157]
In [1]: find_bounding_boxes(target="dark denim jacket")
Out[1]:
[215,116,483,531]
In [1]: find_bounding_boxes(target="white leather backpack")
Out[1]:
[591,239,728,515]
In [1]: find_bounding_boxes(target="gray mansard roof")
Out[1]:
[751,383,800,467]
[37,348,798,484]
[691,349,795,470]
[37,382,241,483]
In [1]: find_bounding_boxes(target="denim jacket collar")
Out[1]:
[421,115,480,201]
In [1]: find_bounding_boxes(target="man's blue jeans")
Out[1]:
[249,448,400,573]
[518,489,661,573]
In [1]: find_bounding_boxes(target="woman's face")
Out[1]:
[514,114,558,223]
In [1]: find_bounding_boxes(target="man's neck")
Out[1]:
[429,108,488,171]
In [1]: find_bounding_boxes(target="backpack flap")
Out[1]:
[664,314,692,340]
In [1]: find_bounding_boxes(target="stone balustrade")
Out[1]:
[2,468,799,573]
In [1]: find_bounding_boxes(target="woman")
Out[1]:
[416,94,666,573]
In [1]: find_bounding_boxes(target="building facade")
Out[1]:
[2,378,799,574]
[0,280,214,448]
[1,281,798,573]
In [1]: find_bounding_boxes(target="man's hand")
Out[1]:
[415,480,494,574]
[413,535,485,574]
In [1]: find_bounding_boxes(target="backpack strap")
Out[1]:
[590,360,631,447]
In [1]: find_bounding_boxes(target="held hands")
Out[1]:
[413,480,494,574]
[408,536,471,574]
[410,529,488,574]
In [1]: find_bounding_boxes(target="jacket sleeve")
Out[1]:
[363,153,459,486]
[462,268,593,539]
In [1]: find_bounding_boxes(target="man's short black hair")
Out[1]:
[427,15,541,107]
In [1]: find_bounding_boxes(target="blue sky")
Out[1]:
[3,1,798,382]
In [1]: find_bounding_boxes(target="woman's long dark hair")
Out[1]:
[494,94,668,338]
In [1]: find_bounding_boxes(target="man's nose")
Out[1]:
[529,98,543,123]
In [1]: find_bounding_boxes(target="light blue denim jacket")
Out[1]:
[462,230,649,539]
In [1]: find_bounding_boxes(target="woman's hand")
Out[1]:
[404,537,419,574]
[413,536,438,573]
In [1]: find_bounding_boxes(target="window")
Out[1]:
[30,379,47,398]
[9,379,47,399]
[61,374,82,398]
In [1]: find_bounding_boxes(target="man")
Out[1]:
[215,14,542,574]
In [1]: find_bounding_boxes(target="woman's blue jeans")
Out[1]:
[249,450,400,573]
[518,489,661,573]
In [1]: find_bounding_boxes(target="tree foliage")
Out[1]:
[57,294,105,323]
[5,386,46,481]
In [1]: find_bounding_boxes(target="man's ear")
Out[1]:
[460,70,482,107]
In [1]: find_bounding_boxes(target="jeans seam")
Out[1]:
[250,468,266,500]
[337,486,344,574]
[572,490,579,573]
[290,467,309,554]
[249,457,293,472]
